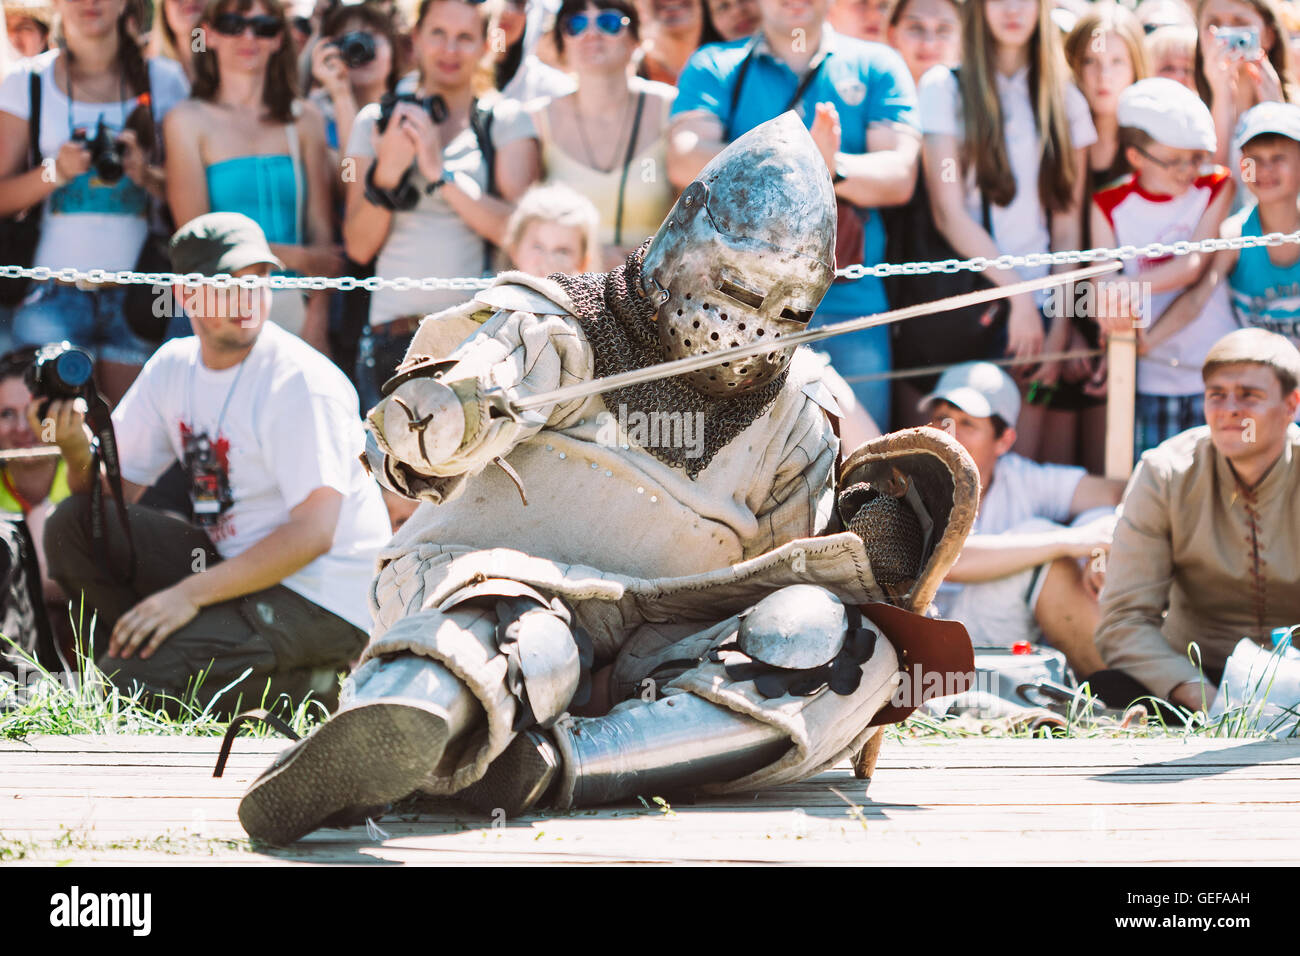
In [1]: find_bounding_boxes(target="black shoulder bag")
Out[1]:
[122,60,176,344]
[880,66,1008,386]
[0,70,43,307]
[468,99,500,274]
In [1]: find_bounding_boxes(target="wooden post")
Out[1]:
[1105,331,1138,479]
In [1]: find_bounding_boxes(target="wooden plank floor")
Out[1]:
[2,736,1298,864]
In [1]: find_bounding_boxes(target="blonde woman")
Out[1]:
[919,0,1096,460]
[148,0,205,81]
[1066,4,1150,222]
[1052,3,1149,470]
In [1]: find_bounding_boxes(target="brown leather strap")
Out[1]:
[213,708,301,778]
[861,602,975,727]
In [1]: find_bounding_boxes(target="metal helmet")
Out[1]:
[641,112,837,398]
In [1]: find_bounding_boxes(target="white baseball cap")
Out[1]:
[1234,102,1300,152]
[1118,78,1217,152]
[919,362,1021,429]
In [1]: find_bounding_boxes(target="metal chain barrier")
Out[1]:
[5,230,1300,291]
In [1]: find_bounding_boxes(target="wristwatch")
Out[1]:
[424,168,455,195]
[364,163,419,211]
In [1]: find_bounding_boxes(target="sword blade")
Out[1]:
[513,261,1121,411]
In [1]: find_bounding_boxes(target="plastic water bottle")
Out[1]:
[1271,626,1300,659]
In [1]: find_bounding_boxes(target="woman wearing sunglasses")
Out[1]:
[524,0,676,269]
[164,0,340,355]
[341,0,537,410]
[0,0,190,402]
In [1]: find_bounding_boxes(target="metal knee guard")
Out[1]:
[440,579,593,729]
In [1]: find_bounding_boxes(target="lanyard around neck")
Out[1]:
[63,53,128,138]
[189,352,250,441]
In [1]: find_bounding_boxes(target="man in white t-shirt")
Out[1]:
[924,362,1125,676]
[39,213,391,715]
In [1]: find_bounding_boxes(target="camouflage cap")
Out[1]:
[169,212,284,277]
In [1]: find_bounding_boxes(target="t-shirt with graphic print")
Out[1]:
[111,322,391,631]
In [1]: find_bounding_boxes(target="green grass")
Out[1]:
[3,618,1296,743]
[888,640,1300,741]
[0,612,331,741]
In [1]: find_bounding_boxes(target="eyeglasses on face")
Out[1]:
[561,10,630,38]
[213,12,284,38]
[1134,144,1207,172]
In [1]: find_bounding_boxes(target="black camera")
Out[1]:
[70,117,125,185]
[376,91,448,133]
[333,30,377,68]
[26,342,95,404]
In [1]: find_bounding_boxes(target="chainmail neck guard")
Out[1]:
[549,246,789,479]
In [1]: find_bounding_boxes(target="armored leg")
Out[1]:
[552,694,791,807]
[238,581,590,844]
[462,585,901,815]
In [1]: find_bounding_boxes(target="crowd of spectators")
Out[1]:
[2,0,1300,719]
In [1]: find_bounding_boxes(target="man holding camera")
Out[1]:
[40,213,391,715]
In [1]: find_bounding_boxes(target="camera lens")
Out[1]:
[337,31,377,68]
[54,349,95,391]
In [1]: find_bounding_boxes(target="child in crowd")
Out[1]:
[1147,24,1198,88]
[1093,78,1238,457]
[1160,103,1300,350]
[1063,2,1149,473]
[503,183,600,278]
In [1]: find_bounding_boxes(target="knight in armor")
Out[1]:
[236,114,979,845]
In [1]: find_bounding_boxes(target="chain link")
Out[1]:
[4,230,1299,290]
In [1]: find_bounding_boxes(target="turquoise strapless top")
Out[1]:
[205,155,300,249]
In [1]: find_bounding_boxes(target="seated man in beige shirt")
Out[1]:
[1095,329,1300,712]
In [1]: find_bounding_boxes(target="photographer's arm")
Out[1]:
[0,110,89,217]
[26,398,147,501]
[342,153,395,265]
[109,487,343,659]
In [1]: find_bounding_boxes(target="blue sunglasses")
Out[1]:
[562,10,630,37]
